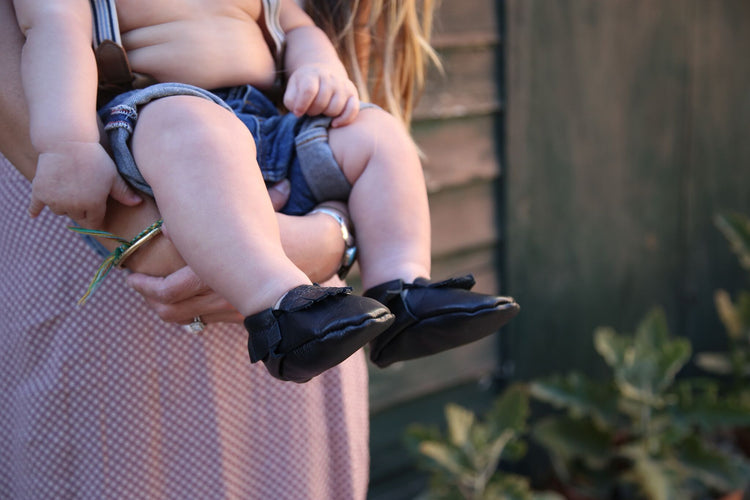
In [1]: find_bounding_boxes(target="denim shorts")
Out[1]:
[99,82,357,216]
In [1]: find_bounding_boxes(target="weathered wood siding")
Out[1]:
[368,0,749,496]
[505,0,750,380]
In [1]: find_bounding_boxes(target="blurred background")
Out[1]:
[367,0,750,498]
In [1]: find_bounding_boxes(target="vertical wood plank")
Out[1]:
[505,0,694,378]
[684,0,750,351]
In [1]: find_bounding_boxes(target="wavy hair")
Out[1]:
[305,0,440,127]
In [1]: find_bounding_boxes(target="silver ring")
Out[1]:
[186,316,206,334]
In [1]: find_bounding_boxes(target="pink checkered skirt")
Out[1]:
[0,154,369,499]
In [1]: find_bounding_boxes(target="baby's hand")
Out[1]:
[29,141,142,228]
[284,63,360,127]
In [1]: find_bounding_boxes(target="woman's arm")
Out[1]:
[14,0,142,227]
[0,0,35,179]
[0,0,345,324]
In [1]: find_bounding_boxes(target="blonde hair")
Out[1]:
[305,0,440,127]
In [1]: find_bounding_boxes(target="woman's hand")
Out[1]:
[126,266,244,325]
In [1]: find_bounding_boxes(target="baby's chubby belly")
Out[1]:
[120,16,278,90]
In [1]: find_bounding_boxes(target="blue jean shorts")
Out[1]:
[99,82,356,216]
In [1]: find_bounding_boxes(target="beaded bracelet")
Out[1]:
[69,219,163,304]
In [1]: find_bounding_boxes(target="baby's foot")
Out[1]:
[243,284,394,382]
[363,275,519,367]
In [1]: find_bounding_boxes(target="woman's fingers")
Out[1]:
[126,266,244,325]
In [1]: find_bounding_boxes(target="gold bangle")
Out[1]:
[115,223,163,268]
[69,218,164,304]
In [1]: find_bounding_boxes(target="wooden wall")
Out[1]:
[369,0,750,496]
[505,0,750,380]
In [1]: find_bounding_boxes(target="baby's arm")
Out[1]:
[13,1,140,227]
[278,0,360,127]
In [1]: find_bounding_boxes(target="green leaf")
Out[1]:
[419,440,468,478]
[477,430,518,492]
[486,383,530,435]
[715,289,745,341]
[632,309,691,393]
[594,326,628,368]
[484,474,536,500]
[646,413,691,447]
[445,403,475,448]
[529,373,620,427]
[715,212,750,271]
[695,351,735,375]
[595,308,690,405]
[675,434,750,493]
[532,416,615,469]
[634,308,672,351]
[623,446,687,500]
[671,380,750,431]
[501,439,528,463]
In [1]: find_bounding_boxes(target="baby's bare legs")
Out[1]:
[329,108,431,290]
[131,95,310,317]
[329,107,521,369]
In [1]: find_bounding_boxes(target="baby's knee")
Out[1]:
[329,107,413,181]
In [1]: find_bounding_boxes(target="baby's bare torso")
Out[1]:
[115,0,277,90]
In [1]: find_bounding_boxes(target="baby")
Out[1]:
[14,0,519,382]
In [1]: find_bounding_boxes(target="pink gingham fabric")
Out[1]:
[0,153,369,499]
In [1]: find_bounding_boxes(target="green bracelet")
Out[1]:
[69,219,164,304]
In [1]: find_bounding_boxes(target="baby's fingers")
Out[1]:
[331,96,360,128]
[306,84,336,117]
[283,73,319,116]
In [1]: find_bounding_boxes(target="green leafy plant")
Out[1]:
[530,308,750,500]
[407,384,563,500]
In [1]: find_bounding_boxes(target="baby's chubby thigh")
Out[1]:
[131,94,259,188]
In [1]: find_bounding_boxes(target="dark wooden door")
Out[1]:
[505,0,750,380]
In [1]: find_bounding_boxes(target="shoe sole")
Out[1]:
[270,311,395,382]
[372,301,520,368]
